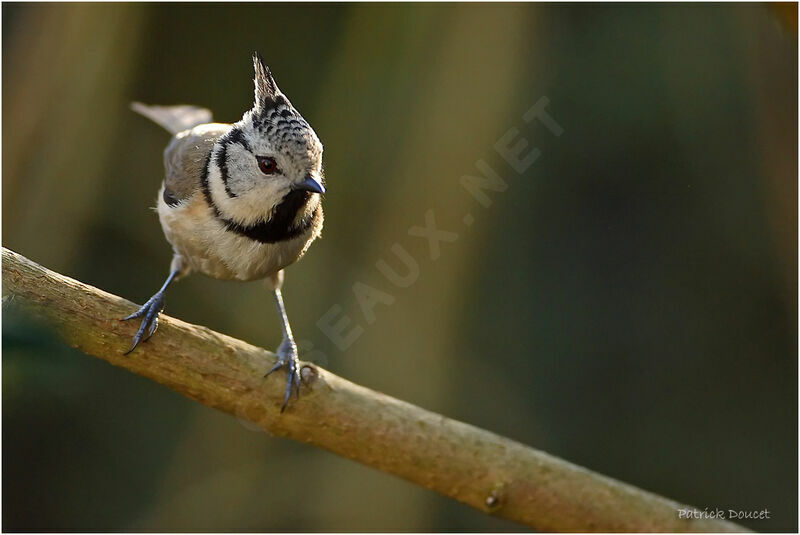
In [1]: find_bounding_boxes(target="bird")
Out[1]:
[123,52,325,411]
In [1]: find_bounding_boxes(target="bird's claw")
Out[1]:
[121,292,165,355]
[265,343,302,412]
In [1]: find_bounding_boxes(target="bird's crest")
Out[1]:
[253,51,279,114]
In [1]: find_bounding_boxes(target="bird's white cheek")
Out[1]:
[251,178,290,206]
[229,178,286,222]
[228,160,253,190]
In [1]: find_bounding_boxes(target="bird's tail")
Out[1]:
[130,102,213,135]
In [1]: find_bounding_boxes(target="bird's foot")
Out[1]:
[121,292,165,355]
[265,339,301,412]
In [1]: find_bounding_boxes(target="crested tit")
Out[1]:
[123,52,325,411]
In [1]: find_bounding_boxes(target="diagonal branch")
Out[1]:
[1,247,747,533]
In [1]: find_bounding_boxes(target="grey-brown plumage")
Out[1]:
[162,123,223,203]
[123,52,326,411]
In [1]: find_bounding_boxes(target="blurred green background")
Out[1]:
[2,2,797,532]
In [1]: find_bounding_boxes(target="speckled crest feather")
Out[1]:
[246,61,323,177]
[252,51,279,114]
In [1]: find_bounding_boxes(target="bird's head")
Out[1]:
[206,52,324,227]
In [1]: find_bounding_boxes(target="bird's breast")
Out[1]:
[157,187,323,281]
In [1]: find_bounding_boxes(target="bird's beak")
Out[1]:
[294,174,326,194]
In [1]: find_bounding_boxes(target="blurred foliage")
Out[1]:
[2,3,797,532]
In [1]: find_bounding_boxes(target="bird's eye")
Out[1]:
[257,156,278,175]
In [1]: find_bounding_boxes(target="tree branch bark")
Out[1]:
[1,247,747,533]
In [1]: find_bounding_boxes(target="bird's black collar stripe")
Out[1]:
[224,196,317,244]
[201,149,315,244]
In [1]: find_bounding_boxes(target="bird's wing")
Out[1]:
[163,123,231,203]
[131,102,213,135]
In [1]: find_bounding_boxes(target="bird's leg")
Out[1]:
[264,277,302,412]
[121,256,184,355]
